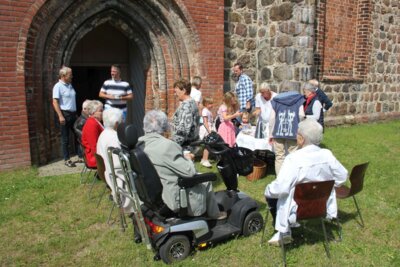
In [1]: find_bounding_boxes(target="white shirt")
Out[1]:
[96,128,133,213]
[264,144,348,233]
[255,91,277,122]
[190,87,202,104]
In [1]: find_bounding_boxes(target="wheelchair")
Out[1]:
[109,125,263,264]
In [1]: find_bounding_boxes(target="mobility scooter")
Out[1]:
[110,124,263,264]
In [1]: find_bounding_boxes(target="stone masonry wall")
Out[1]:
[224,0,400,126]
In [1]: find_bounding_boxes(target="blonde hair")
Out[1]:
[202,97,213,106]
[223,92,239,113]
[242,111,250,120]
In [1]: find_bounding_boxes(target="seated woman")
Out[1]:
[138,110,226,219]
[171,79,200,147]
[81,100,104,168]
[264,119,348,245]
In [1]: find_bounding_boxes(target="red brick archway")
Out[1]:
[21,0,223,165]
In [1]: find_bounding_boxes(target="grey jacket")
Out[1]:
[139,133,210,216]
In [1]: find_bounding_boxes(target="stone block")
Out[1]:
[236,0,246,8]
[258,50,274,66]
[245,39,256,50]
[270,3,293,21]
[301,7,314,24]
[260,67,272,80]
[272,34,293,47]
[249,26,257,38]
[247,0,257,10]
[261,0,274,6]
[273,66,293,81]
[279,21,303,35]
[235,23,248,37]
[279,47,300,64]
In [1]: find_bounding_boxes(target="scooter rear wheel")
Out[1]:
[159,235,191,264]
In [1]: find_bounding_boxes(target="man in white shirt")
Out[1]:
[264,118,348,245]
[253,82,277,139]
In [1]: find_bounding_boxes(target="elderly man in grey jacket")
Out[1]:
[138,110,226,220]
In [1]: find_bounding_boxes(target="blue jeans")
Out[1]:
[59,111,77,161]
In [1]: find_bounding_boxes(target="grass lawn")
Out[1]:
[1,120,399,266]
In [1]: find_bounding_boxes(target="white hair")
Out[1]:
[303,82,316,92]
[143,110,169,134]
[82,99,91,109]
[298,118,323,146]
[87,100,103,116]
[59,66,71,78]
[258,82,271,93]
[102,108,123,129]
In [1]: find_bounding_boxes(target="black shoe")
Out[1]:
[65,160,76,167]
[134,233,142,244]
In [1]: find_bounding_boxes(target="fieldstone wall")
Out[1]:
[224,0,400,126]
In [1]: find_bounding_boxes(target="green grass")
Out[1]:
[1,120,400,266]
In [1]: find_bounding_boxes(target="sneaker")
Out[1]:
[200,159,212,168]
[290,222,301,228]
[76,157,84,164]
[217,211,227,220]
[268,231,293,246]
[64,160,76,167]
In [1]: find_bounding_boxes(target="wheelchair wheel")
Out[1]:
[159,235,191,264]
[242,211,263,236]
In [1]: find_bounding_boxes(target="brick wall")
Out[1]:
[0,0,224,170]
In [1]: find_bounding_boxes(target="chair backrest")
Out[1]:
[348,162,369,196]
[95,153,106,183]
[117,123,164,211]
[294,180,335,220]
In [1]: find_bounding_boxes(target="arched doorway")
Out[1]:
[69,23,145,128]
[24,0,204,165]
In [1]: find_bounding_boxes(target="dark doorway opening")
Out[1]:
[72,66,109,114]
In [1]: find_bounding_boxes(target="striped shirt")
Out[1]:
[100,79,133,108]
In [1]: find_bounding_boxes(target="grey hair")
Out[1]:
[143,110,169,134]
[297,118,323,146]
[59,66,71,78]
[191,76,202,88]
[82,99,91,109]
[258,82,271,93]
[102,108,123,129]
[87,100,103,116]
[303,82,316,92]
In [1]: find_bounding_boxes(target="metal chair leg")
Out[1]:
[352,195,364,227]
[107,202,116,225]
[280,232,287,267]
[88,171,98,199]
[96,185,108,208]
[80,165,87,184]
[260,210,270,246]
[321,219,331,258]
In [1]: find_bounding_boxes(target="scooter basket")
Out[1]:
[231,146,254,176]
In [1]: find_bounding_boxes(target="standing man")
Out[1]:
[52,66,77,167]
[99,64,133,120]
[232,63,254,112]
[253,83,277,139]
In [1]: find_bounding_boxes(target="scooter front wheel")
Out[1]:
[159,235,191,264]
[242,211,264,236]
